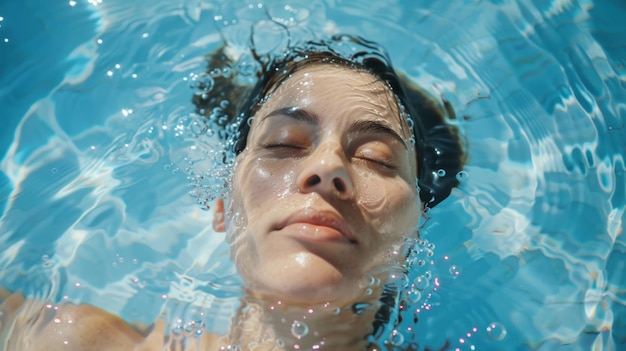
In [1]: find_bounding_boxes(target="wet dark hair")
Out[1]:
[193,34,465,208]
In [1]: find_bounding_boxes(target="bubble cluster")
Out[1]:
[171,319,206,337]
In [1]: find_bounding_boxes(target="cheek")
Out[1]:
[355,172,388,212]
[356,173,419,237]
[233,158,294,208]
[227,157,298,239]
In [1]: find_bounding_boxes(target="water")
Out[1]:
[1,0,625,349]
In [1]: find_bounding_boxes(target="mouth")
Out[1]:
[276,209,358,244]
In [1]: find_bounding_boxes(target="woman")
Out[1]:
[0,35,464,350]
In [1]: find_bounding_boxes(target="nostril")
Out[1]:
[306,175,321,187]
[333,178,345,193]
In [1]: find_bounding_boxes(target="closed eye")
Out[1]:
[351,140,398,172]
[356,156,397,171]
[263,143,306,149]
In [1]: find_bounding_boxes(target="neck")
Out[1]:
[221,295,380,350]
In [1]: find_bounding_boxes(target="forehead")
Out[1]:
[255,64,407,133]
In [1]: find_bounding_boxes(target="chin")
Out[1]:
[247,252,358,305]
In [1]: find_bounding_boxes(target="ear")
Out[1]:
[212,199,226,232]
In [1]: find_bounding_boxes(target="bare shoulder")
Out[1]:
[0,289,221,350]
[1,290,144,350]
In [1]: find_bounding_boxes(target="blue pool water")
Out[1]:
[1,0,625,349]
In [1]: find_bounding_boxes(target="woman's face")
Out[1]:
[223,64,420,305]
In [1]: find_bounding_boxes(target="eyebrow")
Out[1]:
[348,119,408,150]
[262,107,407,149]
[262,107,319,125]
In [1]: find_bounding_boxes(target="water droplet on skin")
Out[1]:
[359,274,375,288]
[486,322,507,340]
[291,320,309,339]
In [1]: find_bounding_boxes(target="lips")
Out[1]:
[277,210,357,244]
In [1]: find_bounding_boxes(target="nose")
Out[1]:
[296,143,354,200]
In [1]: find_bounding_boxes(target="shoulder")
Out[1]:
[1,292,146,350]
[0,290,222,350]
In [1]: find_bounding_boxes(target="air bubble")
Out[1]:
[456,170,468,181]
[387,272,409,289]
[189,119,209,136]
[388,330,404,346]
[486,322,507,340]
[413,275,429,290]
[232,212,244,228]
[449,265,462,278]
[405,289,421,303]
[190,73,214,93]
[352,302,370,315]
[406,117,414,129]
[210,68,222,77]
[291,320,309,339]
